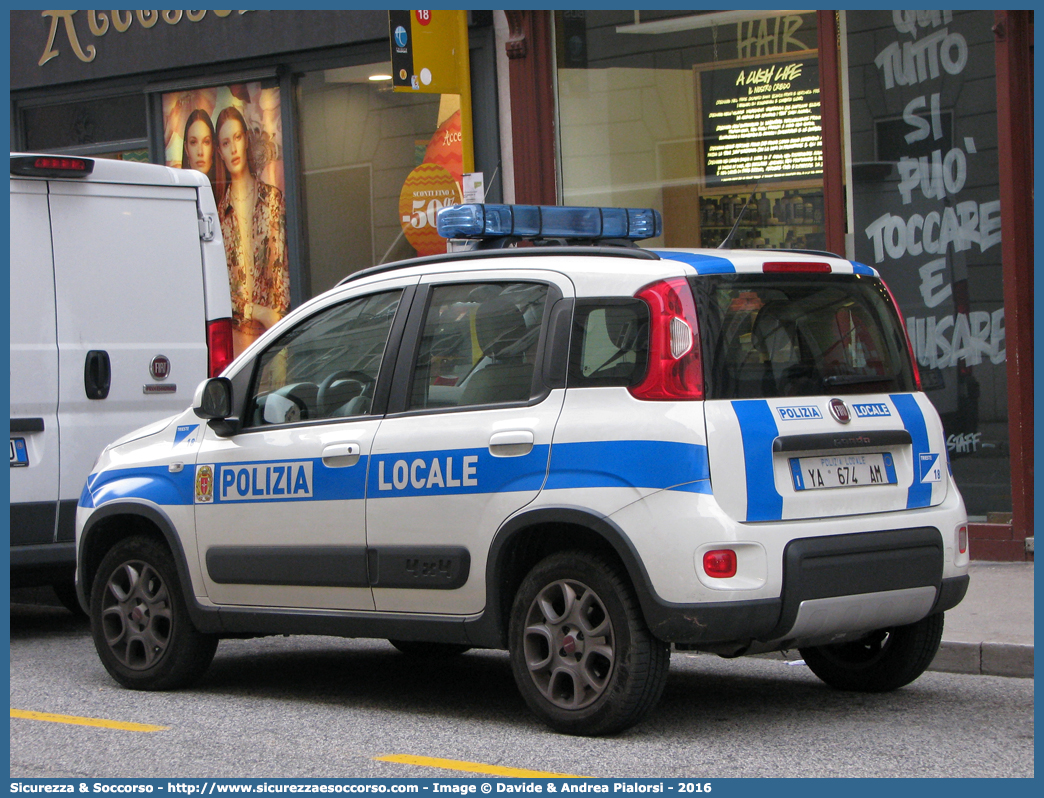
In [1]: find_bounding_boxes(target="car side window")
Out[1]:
[568,299,649,387]
[408,281,549,410]
[245,290,402,427]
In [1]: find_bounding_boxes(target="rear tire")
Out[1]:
[799,612,944,692]
[509,551,670,736]
[90,536,218,690]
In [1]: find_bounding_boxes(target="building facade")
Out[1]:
[9,9,1032,559]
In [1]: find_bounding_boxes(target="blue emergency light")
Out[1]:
[436,204,663,242]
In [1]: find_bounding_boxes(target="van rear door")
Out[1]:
[48,178,209,539]
[9,178,61,553]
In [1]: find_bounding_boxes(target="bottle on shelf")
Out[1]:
[792,192,805,224]
[758,193,770,223]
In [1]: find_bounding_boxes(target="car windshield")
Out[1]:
[691,273,917,399]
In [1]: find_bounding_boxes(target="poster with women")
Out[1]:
[163,82,289,356]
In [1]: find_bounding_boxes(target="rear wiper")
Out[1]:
[822,373,895,386]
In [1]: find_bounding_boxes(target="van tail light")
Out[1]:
[207,318,234,377]
[703,549,738,578]
[881,279,923,391]
[957,524,968,555]
[630,277,703,401]
[10,155,94,177]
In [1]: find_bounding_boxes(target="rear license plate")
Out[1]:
[790,452,896,491]
[10,437,28,467]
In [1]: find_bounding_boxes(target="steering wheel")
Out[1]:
[316,370,374,416]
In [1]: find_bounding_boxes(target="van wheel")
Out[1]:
[509,551,670,736]
[799,612,944,692]
[388,640,471,657]
[90,536,218,690]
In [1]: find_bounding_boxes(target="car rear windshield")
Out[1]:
[690,273,916,399]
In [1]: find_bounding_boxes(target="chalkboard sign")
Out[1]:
[700,56,822,187]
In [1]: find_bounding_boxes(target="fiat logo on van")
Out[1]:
[149,355,171,381]
[829,398,851,424]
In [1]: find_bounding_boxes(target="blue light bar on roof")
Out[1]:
[436,204,663,241]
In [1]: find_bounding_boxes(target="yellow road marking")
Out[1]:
[375,754,581,779]
[11,709,169,733]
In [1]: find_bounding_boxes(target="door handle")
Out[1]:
[84,350,111,400]
[322,442,361,467]
[489,430,534,457]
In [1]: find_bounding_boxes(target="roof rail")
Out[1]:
[337,245,661,287]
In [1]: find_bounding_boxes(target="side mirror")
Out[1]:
[193,377,233,419]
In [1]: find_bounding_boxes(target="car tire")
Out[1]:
[799,612,944,692]
[387,639,471,657]
[508,551,670,736]
[90,536,218,691]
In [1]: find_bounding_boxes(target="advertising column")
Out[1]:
[845,11,1006,516]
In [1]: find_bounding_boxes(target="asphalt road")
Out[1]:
[9,598,1034,780]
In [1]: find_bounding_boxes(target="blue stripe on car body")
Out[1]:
[890,394,933,509]
[81,440,714,508]
[81,465,195,509]
[652,251,737,274]
[544,440,711,494]
[731,400,783,521]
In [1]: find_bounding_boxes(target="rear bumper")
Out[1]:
[642,526,967,647]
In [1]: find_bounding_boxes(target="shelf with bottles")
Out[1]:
[697,187,825,249]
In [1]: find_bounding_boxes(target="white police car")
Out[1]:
[76,204,969,736]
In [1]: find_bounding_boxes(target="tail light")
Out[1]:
[10,155,94,177]
[957,524,968,555]
[630,277,703,401]
[762,261,831,273]
[207,318,234,377]
[703,550,738,578]
[881,279,923,391]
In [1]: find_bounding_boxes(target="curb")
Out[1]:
[930,641,1034,678]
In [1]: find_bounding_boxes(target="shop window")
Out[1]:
[554,10,822,251]
[843,10,1008,519]
[161,80,290,359]
[22,94,147,152]
[297,65,466,297]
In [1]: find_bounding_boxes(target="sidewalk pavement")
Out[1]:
[929,560,1034,678]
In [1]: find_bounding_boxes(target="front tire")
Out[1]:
[799,612,944,692]
[509,551,670,736]
[90,536,218,690]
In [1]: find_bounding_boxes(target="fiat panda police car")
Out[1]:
[75,204,969,736]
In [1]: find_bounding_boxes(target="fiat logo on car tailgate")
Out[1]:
[829,398,851,424]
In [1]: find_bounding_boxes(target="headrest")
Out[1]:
[474,298,529,358]
[752,301,798,358]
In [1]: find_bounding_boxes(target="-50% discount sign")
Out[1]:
[398,163,462,255]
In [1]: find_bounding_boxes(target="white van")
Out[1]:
[9,154,233,609]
